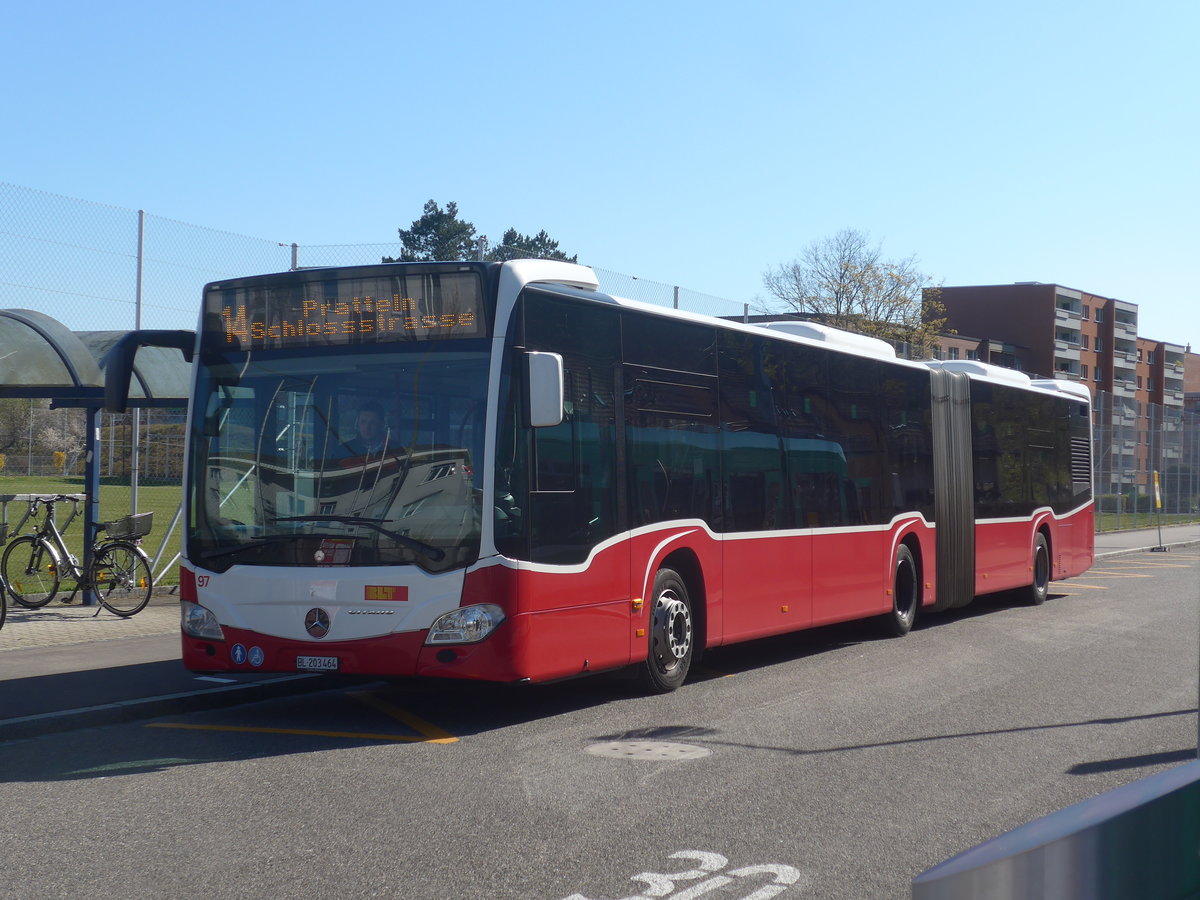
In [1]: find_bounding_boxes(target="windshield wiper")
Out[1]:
[198,532,360,561]
[270,515,446,561]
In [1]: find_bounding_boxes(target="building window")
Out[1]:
[1083,305,1090,320]
[1094,366,1102,382]
[947,347,959,360]
[1095,337,1103,352]
[1137,375,1143,388]
[1095,308,1104,323]
[1081,335,1089,350]
[1137,348,1143,361]
[1081,364,1089,379]
[966,349,978,360]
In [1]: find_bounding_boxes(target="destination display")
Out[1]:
[203,269,488,350]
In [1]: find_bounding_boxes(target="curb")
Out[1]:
[1095,538,1200,560]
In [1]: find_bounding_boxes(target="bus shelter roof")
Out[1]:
[0,310,191,407]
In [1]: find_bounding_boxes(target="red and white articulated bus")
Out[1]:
[108,260,1094,691]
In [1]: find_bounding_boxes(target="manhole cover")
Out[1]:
[585,740,711,760]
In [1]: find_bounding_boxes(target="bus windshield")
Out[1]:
[188,343,490,573]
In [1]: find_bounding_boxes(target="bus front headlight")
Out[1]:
[182,601,224,640]
[426,604,506,645]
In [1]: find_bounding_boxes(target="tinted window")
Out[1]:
[718,331,787,532]
[626,365,719,528]
[971,381,1082,518]
[505,290,620,564]
[825,354,886,524]
[623,314,716,374]
[880,366,935,519]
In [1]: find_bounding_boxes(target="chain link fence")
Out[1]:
[1,182,1196,533]
[1093,390,1200,529]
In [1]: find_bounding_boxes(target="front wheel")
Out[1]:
[91,541,153,617]
[638,568,695,693]
[2,536,61,608]
[1027,533,1050,606]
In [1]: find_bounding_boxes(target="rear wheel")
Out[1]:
[1028,533,1050,605]
[2,536,61,608]
[638,568,694,693]
[92,541,153,617]
[878,544,919,637]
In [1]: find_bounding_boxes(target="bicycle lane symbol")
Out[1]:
[560,850,811,900]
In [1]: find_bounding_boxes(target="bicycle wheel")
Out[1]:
[2,536,61,608]
[91,541,153,617]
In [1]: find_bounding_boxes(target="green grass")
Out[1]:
[0,476,183,586]
[1097,511,1200,532]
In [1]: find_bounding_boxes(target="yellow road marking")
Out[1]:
[144,692,459,744]
[691,666,735,679]
[350,691,459,743]
[146,722,434,742]
[1104,563,1195,569]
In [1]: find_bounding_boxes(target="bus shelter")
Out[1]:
[0,308,192,604]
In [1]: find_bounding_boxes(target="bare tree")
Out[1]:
[0,399,52,456]
[763,228,946,356]
[38,409,88,474]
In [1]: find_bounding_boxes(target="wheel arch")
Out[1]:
[900,531,924,605]
[659,547,708,658]
[1032,516,1054,569]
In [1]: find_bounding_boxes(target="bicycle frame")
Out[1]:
[30,500,84,583]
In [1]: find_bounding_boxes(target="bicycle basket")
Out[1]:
[102,511,154,539]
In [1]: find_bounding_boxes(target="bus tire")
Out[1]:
[638,568,694,693]
[1028,533,1050,606]
[878,544,919,637]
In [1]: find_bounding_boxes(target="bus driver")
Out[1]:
[348,400,390,456]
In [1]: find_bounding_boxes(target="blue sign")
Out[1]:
[248,646,265,668]
[230,643,247,665]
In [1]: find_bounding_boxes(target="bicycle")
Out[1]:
[1,495,155,617]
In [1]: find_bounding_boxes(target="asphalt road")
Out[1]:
[1,550,1197,899]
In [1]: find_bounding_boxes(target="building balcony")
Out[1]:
[1112,379,1138,398]
[1113,299,1138,323]
[1054,307,1082,324]
[1054,343,1081,362]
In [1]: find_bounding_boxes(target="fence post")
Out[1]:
[82,406,101,606]
[131,209,145,514]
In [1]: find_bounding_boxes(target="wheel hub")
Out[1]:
[654,591,692,662]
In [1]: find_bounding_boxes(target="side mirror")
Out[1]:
[526,351,564,428]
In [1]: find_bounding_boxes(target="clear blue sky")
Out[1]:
[5,0,1197,347]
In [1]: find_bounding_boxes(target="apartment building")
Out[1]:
[926,283,1190,496]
